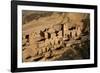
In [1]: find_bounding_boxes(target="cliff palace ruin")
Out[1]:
[22,11,90,62]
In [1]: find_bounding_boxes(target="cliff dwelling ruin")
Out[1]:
[22,10,90,62]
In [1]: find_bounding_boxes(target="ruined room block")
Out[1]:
[29,33,38,47]
[50,38,55,46]
[44,32,49,39]
[53,24,62,31]
[38,41,45,48]
[63,31,70,41]
[63,23,71,37]
[46,46,51,52]
[54,37,59,45]
[43,44,51,53]
[64,30,70,38]
[44,51,51,58]
[44,39,50,47]
[58,38,63,45]
[71,30,77,39]
[29,33,40,55]
[38,48,43,55]
[32,32,45,42]
[51,33,56,39]
[53,40,62,50]
[42,47,47,53]
[58,30,63,37]
[52,37,61,49]
[40,30,45,37]
[63,23,69,31]
[68,23,76,30]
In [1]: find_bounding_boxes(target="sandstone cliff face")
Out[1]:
[22,10,90,62]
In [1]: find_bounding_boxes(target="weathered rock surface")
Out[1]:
[22,10,90,62]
